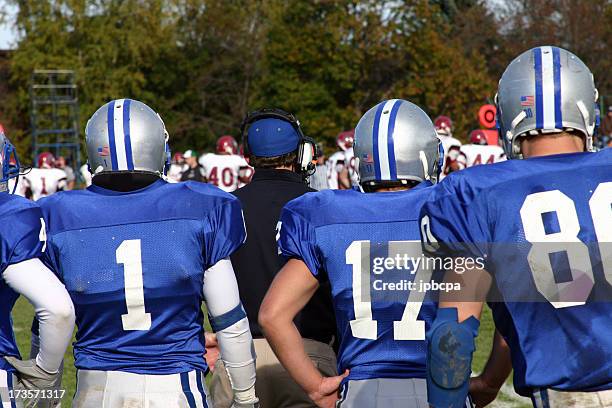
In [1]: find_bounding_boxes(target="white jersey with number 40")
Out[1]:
[22,168,67,201]
[199,153,248,192]
[460,144,506,168]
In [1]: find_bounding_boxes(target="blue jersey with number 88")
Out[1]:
[421,149,612,395]
[278,183,437,382]
[39,180,245,374]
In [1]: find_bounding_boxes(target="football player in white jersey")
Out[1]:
[22,152,67,201]
[80,163,93,187]
[167,152,187,183]
[434,115,466,179]
[338,145,360,189]
[327,130,353,189]
[460,129,506,168]
[237,144,254,189]
[199,135,250,192]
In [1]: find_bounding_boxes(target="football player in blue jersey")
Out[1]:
[422,46,612,408]
[0,131,75,407]
[38,99,258,408]
[259,99,457,408]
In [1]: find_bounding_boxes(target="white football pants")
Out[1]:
[531,388,612,408]
[72,369,211,408]
[0,369,17,408]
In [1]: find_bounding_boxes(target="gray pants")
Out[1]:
[336,378,429,408]
[531,388,612,408]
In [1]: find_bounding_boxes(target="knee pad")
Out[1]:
[426,307,479,408]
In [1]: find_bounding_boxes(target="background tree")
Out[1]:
[1,0,609,160]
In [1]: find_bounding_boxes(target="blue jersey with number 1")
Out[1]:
[421,149,612,395]
[39,179,246,374]
[278,183,437,382]
[0,194,45,371]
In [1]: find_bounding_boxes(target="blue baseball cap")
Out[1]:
[247,118,300,157]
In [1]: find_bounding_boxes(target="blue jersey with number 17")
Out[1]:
[0,194,45,372]
[421,149,612,395]
[278,182,437,382]
[39,179,246,374]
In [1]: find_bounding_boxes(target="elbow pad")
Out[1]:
[427,308,479,408]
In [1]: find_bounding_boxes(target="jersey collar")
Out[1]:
[87,178,167,196]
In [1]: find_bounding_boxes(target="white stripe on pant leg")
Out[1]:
[376,99,398,179]
[113,98,128,170]
[0,370,11,408]
[188,371,205,408]
[540,46,556,130]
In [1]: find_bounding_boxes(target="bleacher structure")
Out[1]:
[30,70,81,175]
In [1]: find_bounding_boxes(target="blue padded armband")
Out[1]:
[427,307,480,408]
[209,303,247,332]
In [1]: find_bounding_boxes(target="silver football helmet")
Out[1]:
[354,99,442,189]
[86,99,169,177]
[497,46,598,159]
[0,130,20,194]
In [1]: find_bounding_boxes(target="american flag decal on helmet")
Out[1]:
[98,146,110,157]
[520,95,534,106]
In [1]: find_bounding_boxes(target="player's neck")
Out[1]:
[521,133,585,158]
[265,165,294,172]
[371,186,412,193]
[93,173,160,192]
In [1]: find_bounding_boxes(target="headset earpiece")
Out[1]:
[298,138,317,174]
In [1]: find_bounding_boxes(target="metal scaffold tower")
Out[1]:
[30,70,81,172]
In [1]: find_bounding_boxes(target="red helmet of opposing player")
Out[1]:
[470,129,488,145]
[216,135,238,155]
[434,116,453,137]
[38,152,56,168]
[336,130,354,151]
[173,152,184,163]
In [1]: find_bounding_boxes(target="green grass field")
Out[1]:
[11,298,530,407]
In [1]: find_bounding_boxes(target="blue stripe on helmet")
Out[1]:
[386,100,402,180]
[180,372,197,408]
[123,99,134,170]
[372,101,386,181]
[107,100,119,171]
[552,47,563,129]
[196,371,209,408]
[533,47,544,130]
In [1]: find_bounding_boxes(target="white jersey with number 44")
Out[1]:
[460,144,506,168]
[199,153,248,192]
[343,147,360,187]
[22,168,67,201]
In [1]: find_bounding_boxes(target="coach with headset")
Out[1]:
[207,109,337,407]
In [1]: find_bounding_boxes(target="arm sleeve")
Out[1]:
[203,258,256,401]
[2,258,74,373]
[277,206,323,278]
[203,198,247,268]
[420,176,490,260]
